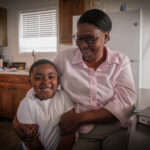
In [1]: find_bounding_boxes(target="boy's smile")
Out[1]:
[29,64,58,100]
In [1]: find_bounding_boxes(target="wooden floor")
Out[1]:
[0,117,20,150]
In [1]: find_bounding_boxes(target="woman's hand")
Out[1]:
[13,115,39,142]
[59,109,80,135]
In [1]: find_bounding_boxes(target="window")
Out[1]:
[19,9,57,53]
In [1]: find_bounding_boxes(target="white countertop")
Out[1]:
[0,68,29,75]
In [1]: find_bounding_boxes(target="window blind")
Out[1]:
[22,9,56,38]
[19,9,57,53]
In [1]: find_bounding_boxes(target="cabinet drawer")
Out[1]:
[0,74,29,84]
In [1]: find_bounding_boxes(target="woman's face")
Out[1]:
[76,23,108,62]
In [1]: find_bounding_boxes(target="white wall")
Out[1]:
[0,0,150,88]
[95,0,150,89]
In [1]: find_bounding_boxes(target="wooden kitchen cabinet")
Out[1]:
[14,87,29,114]
[0,86,15,118]
[0,7,7,46]
[0,74,31,118]
[59,0,90,43]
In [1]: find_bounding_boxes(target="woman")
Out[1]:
[14,9,136,150]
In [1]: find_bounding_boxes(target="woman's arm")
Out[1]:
[24,138,44,150]
[104,56,136,126]
[78,108,118,124]
[59,108,117,134]
[57,134,74,150]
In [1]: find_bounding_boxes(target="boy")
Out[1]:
[16,59,74,150]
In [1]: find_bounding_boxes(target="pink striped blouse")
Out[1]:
[53,46,136,133]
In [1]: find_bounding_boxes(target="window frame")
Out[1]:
[16,5,58,57]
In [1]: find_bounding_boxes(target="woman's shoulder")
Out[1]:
[109,48,126,57]
[58,47,79,59]
[107,47,129,64]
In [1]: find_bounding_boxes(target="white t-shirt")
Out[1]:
[17,88,74,150]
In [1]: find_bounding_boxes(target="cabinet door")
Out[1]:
[0,74,30,118]
[59,0,90,43]
[14,87,29,114]
[0,7,7,46]
[0,86,15,118]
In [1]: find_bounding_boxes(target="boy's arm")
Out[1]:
[13,115,43,150]
[57,134,74,150]
[16,98,44,150]
[13,114,39,142]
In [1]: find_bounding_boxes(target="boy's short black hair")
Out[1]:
[29,59,58,77]
[77,9,112,32]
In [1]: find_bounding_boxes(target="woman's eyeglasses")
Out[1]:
[73,32,102,45]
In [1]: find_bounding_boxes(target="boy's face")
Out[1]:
[29,64,58,100]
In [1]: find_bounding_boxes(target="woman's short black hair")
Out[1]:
[29,59,58,77]
[77,9,112,32]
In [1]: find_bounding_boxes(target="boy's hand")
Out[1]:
[13,115,39,142]
[59,109,80,135]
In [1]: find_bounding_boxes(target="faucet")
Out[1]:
[32,50,36,62]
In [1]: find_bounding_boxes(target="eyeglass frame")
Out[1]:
[72,31,103,45]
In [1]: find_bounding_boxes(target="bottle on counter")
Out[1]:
[0,48,3,70]
[0,58,3,70]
